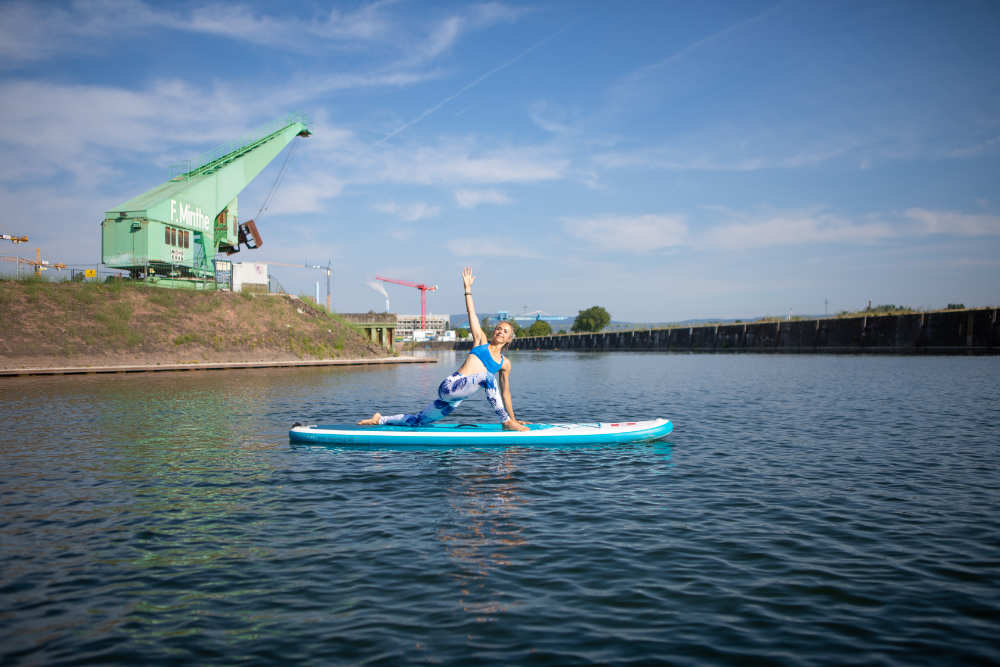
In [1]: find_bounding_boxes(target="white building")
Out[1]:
[395,314,449,341]
[232,262,268,293]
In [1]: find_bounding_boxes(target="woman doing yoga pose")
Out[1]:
[358,267,529,431]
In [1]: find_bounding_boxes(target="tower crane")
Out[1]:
[375,275,438,329]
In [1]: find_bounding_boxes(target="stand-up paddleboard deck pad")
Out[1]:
[289,418,672,446]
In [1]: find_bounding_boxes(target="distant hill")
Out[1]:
[449,313,836,332]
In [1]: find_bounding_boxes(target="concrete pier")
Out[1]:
[455,309,999,354]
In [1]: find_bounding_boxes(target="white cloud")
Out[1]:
[420,16,464,61]
[948,135,1000,158]
[529,101,574,135]
[454,189,512,208]
[374,201,441,222]
[378,142,568,184]
[0,78,258,188]
[0,0,524,63]
[593,144,850,172]
[702,212,893,249]
[447,238,543,259]
[268,175,344,215]
[905,208,1000,236]
[691,207,1000,251]
[563,214,688,253]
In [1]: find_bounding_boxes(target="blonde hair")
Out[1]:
[496,320,516,352]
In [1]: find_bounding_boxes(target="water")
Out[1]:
[1,352,998,665]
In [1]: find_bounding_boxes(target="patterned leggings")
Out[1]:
[379,372,510,426]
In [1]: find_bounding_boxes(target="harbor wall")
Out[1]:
[454,309,1000,354]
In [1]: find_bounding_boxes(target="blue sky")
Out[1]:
[1,0,998,321]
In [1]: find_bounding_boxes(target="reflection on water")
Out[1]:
[440,451,527,622]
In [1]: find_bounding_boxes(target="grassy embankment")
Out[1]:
[0,278,388,368]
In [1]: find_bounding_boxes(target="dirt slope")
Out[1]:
[0,279,388,368]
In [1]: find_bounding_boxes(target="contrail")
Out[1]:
[376,24,571,145]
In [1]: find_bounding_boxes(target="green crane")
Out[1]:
[101,115,311,288]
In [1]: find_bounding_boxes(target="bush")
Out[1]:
[572,306,611,333]
[525,320,552,337]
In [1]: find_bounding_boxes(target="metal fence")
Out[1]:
[0,258,127,283]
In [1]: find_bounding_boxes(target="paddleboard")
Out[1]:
[289,418,672,446]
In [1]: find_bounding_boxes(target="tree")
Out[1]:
[572,306,611,333]
[456,327,470,339]
[525,319,552,337]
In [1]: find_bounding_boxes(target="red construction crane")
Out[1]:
[376,275,438,329]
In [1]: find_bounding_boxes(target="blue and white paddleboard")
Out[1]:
[289,418,672,446]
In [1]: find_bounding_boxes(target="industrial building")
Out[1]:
[395,314,450,341]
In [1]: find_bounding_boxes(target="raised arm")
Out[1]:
[463,267,488,345]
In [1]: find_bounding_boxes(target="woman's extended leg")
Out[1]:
[375,373,483,426]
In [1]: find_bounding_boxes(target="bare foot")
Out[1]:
[357,412,382,425]
[502,419,529,432]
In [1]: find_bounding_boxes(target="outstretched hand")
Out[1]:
[462,266,475,291]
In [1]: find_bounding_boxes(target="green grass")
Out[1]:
[173,332,204,346]
[0,278,390,360]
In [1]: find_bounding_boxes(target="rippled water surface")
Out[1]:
[2,352,998,665]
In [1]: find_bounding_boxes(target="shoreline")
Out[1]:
[0,356,436,377]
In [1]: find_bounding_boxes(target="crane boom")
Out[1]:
[375,275,438,329]
[101,115,310,287]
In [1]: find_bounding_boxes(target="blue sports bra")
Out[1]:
[469,344,503,374]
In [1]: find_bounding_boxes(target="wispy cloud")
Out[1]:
[702,211,894,249]
[529,101,575,135]
[454,188,512,208]
[905,208,1000,236]
[593,143,851,172]
[563,206,1000,254]
[268,175,344,215]
[376,141,568,185]
[374,201,441,222]
[447,238,543,259]
[0,0,521,62]
[377,21,570,143]
[947,135,1000,159]
[604,3,785,117]
[563,214,688,253]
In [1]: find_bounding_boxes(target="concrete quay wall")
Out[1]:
[456,309,999,354]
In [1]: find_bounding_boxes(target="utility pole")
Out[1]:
[309,260,332,311]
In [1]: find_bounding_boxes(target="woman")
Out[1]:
[359,267,529,431]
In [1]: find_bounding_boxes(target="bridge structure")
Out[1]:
[101,115,311,288]
[338,313,398,352]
